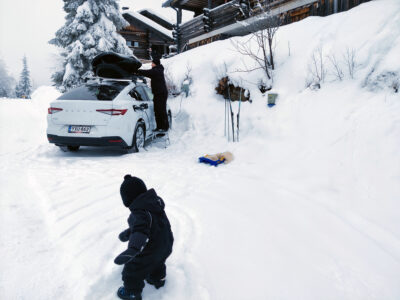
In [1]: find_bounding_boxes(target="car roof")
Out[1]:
[86,77,148,87]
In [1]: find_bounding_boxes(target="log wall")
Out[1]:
[119,25,173,60]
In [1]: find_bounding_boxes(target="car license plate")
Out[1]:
[68,125,91,134]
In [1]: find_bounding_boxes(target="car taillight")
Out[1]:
[48,107,63,114]
[96,109,127,116]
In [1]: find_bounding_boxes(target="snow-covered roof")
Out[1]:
[123,11,173,41]
[138,8,174,30]
[162,0,225,10]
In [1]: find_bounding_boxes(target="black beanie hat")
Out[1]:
[152,58,161,66]
[152,52,161,66]
[120,175,147,207]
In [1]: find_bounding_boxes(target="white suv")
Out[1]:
[47,78,171,153]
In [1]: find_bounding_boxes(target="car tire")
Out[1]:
[125,122,145,153]
[67,145,80,151]
[168,110,172,130]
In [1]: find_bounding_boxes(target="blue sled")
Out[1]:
[267,103,276,107]
[199,156,225,167]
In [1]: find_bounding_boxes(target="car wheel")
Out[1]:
[67,145,80,151]
[168,111,172,130]
[126,122,145,153]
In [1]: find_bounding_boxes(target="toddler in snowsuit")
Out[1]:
[115,175,174,300]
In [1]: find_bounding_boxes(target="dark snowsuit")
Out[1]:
[118,189,174,294]
[136,65,169,130]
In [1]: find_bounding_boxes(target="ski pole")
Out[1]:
[230,99,235,142]
[237,87,242,142]
[226,90,230,141]
[224,93,227,137]
[227,85,234,142]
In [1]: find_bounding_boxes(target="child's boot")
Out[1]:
[117,286,142,300]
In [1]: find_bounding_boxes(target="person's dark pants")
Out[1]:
[153,93,169,130]
[122,258,167,294]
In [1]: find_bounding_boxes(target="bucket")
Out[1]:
[267,93,278,107]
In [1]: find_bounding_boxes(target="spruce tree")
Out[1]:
[0,58,16,98]
[50,0,132,91]
[15,55,32,99]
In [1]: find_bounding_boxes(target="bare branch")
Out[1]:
[231,66,265,73]
[327,53,344,81]
[307,46,326,86]
[343,47,358,79]
[231,1,281,83]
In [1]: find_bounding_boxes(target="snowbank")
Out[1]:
[0,86,60,155]
[1,1,399,300]
[163,0,400,95]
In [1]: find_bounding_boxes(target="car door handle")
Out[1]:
[133,103,149,111]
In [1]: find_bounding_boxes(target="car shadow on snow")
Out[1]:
[45,132,177,158]
[46,146,129,158]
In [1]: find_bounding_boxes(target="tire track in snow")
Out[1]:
[24,151,209,300]
[162,203,210,300]
[26,168,128,299]
[9,170,86,299]
[85,201,209,300]
[261,175,400,264]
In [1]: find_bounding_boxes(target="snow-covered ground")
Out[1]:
[1,1,399,299]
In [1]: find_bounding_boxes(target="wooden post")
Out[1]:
[319,0,325,16]
[325,0,330,15]
[334,0,338,12]
[341,0,345,11]
[177,7,182,25]
[172,6,182,53]
[146,30,152,60]
[208,0,213,9]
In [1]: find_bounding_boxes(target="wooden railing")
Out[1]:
[179,0,371,48]
[180,0,297,44]
[180,14,204,42]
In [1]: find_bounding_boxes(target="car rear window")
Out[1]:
[57,82,129,101]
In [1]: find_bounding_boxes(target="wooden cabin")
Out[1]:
[119,9,175,61]
[162,0,371,52]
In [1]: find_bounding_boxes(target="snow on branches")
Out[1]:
[50,0,133,91]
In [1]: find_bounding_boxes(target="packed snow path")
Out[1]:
[1,1,400,299]
[1,84,399,300]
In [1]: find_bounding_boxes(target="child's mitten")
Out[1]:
[118,228,131,242]
[114,231,149,265]
[114,248,138,265]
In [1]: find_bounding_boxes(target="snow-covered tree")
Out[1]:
[0,58,16,98]
[15,55,32,99]
[50,0,132,91]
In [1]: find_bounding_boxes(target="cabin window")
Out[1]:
[127,41,140,48]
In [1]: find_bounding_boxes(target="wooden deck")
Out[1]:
[177,0,370,51]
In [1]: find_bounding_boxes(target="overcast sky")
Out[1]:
[0,0,189,88]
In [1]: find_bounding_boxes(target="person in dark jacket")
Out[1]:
[115,175,174,300]
[136,55,169,132]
